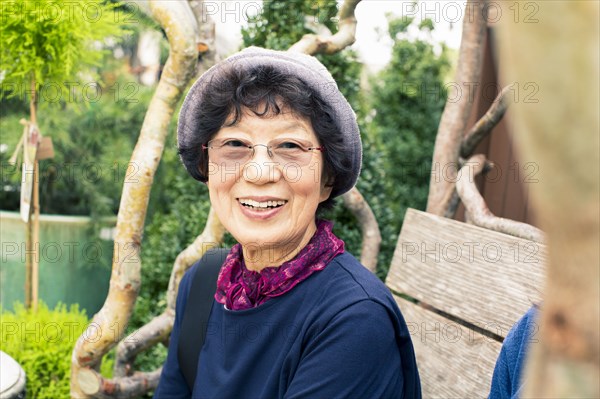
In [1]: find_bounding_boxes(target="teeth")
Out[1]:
[239,199,286,209]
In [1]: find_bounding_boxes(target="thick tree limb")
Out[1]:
[341,187,381,272]
[71,1,198,397]
[289,0,361,55]
[444,190,462,221]
[426,0,488,217]
[77,368,161,399]
[442,153,495,224]
[166,208,226,308]
[460,84,512,158]
[113,314,171,378]
[188,0,218,75]
[496,1,600,396]
[113,209,225,378]
[456,155,544,242]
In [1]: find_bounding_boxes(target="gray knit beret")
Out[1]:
[177,46,362,197]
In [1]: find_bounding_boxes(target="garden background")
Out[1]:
[1,0,597,398]
[1,1,453,396]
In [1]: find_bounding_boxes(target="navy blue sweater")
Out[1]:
[154,252,421,399]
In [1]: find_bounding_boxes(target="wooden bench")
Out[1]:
[385,208,546,398]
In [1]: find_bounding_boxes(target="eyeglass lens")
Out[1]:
[207,138,318,167]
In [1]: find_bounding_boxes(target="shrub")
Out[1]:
[367,16,451,276]
[0,301,114,398]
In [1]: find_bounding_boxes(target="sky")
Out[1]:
[214,0,464,72]
[353,1,463,70]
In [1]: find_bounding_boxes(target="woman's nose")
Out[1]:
[243,145,282,184]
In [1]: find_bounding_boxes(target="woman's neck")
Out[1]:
[242,223,317,272]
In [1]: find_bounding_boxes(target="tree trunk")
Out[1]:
[70,1,198,397]
[495,1,600,396]
[426,0,488,218]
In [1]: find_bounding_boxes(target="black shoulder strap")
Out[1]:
[178,247,229,391]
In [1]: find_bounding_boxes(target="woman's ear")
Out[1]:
[319,182,333,203]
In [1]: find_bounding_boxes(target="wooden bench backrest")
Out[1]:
[385,208,546,398]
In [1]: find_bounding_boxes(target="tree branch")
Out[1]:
[289,0,361,55]
[77,368,161,399]
[341,187,381,273]
[426,0,488,217]
[456,154,544,242]
[71,1,198,397]
[460,84,512,158]
[113,209,225,379]
[187,0,219,75]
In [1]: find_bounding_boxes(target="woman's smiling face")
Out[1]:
[207,108,332,267]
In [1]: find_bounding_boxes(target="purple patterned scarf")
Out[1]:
[214,219,345,311]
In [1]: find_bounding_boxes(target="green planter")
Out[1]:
[0,211,114,317]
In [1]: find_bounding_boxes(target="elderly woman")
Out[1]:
[155,47,421,398]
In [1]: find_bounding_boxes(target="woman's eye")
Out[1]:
[223,140,246,148]
[278,142,302,150]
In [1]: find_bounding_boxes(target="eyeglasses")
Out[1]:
[203,138,324,168]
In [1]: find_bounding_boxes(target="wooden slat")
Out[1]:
[396,296,502,399]
[387,208,545,337]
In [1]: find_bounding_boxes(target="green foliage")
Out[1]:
[242,0,362,107]
[0,74,154,216]
[0,0,126,98]
[418,18,435,31]
[368,16,451,275]
[242,0,338,50]
[0,301,114,399]
[388,15,414,37]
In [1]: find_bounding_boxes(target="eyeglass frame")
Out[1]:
[202,138,325,168]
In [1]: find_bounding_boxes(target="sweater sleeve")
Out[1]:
[284,300,405,399]
[153,267,195,399]
[489,306,539,399]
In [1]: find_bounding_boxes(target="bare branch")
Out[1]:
[445,190,462,221]
[460,84,512,158]
[188,0,219,75]
[71,1,198,396]
[113,208,225,381]
[456,154,544,242]
[167,208,226,308]
[112,314,172,379]
[77,368,161,399]
[341,187,382,273]
[426,0,488,217]
[289,0,361,55]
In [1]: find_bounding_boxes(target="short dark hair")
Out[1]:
[178,64,353,211]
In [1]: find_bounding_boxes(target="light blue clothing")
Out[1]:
[489,307,539,399]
